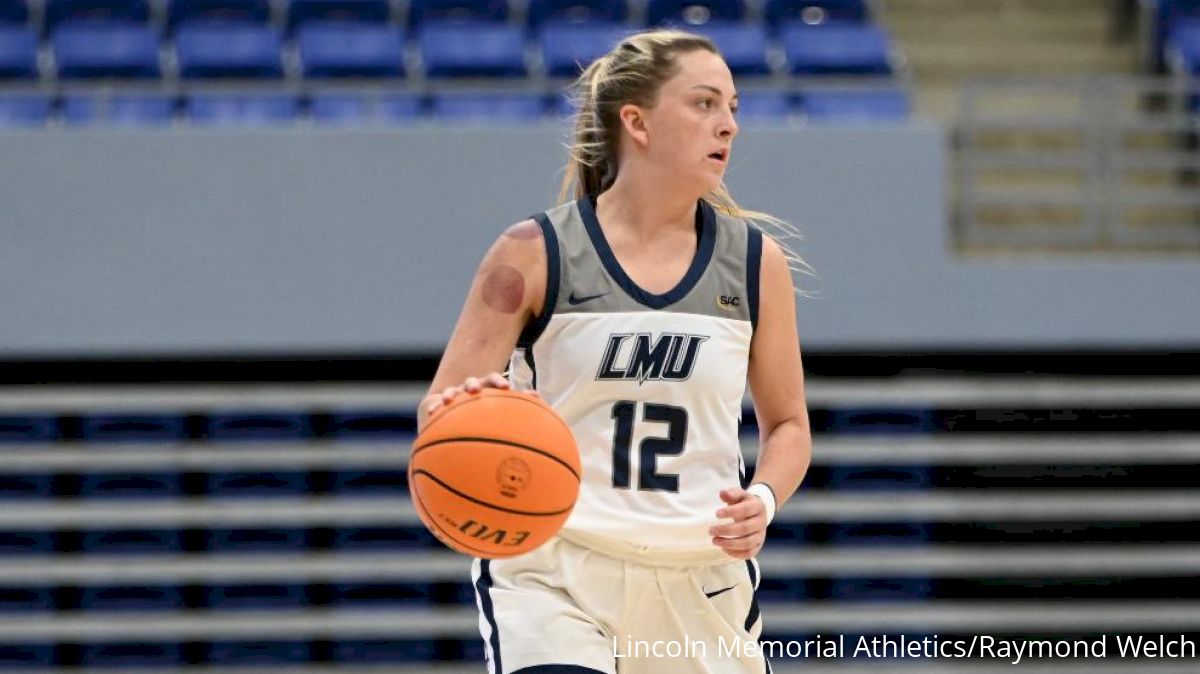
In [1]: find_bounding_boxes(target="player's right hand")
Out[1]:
[426,372,509,414]
[421,373,541,419]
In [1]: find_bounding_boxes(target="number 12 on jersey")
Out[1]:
[610,400,688,492]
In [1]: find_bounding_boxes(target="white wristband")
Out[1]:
[747,482,777,524]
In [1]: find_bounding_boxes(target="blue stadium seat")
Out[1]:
[0,416,58,442]
[1168,21,1200,74]
[332,640,438,663]
[734,91,792,121]
[62,94,175,125]
[207,641,310,665]
[326,410,417,438]
[332,526,433,550]
[309,93,423,124]
[686,21,769,74]
[167,0,270,31]
[332,581,432,607]
[0,0,28,24]
[176,24,283,78]
[0,95,50,127]
[187,94,298,124]
[331,469,408,495]
[827,465,931,490]
[431,92,546,122]
[79,473,183,499]
[82,643,183,667]
[766,521,808,543]
[407,0,507,27]
[764,0,866,30]
[540,21,629,76]
[0,644,53,668]
[0,587,52,612]
[80,585,185,611]
[0,474,53,499]
[0,531,53,555]
[419,22,525,77]
[80,529,184,554]
[298,22,404,77]
[207,584,307,609]
[647,0,743,27]
[782,23,892,75]
[0,26,37,78]
[207,528,308,552]
[1154,0,1200,70]
[204,411,312,440]
[205,471,308,497]
[287,0,390,30]
[527,0,625,30]
[830,522,932,546]
[80,414,187,441]
[799,88,910,121]
[550,90,576,118]
[827,406,931,432]
[830,577,933,601]
[53,22,161,78]
[757,576,809,602]
[44,0,150,35]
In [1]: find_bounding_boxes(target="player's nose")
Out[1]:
[717,108,738,140]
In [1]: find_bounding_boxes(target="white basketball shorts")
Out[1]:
[471,535,769,674]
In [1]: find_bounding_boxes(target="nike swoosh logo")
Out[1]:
[704,585,736,599]
[568,291,607,305]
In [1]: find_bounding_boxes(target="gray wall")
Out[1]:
[0,124,1196,356]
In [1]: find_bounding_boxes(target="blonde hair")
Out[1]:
[556,28,815,294]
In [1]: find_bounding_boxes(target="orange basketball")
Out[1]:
[409,387,581,559]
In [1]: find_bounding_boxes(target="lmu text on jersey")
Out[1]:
[596,333,710,384]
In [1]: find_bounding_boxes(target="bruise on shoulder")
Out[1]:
[481,264,525,314]
[502,219,542,240]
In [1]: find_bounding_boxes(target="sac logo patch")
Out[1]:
[718,295,741,309]
[596,332,709,384]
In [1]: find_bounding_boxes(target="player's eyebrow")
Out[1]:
[692,84,739,100]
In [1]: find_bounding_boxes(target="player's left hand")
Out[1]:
[709,487,768,560]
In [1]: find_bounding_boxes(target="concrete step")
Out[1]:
[880,0,1135,124]
[885,13,1113,41]
[883,0,1116,14]
[903,43,1137,78]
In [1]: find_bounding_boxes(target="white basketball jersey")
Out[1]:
[508,197,763,554]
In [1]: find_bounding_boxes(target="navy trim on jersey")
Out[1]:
[577,196,716,310]
[744,559,761,632]
[518,212,560,348]
[476,560,503,673]
[511,662,609,666]
[524,346,538,390]
[746,225,763,331]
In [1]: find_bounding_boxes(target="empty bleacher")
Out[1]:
[879,0,1138,120]
[0,375,1198,671]
[0,0,911,126]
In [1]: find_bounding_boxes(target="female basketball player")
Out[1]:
[417,30,811,674]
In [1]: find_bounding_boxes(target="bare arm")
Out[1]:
[745,235,812,506]
[416,219,547,434]
[710,234,812,559]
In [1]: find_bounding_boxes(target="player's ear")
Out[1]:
[618,103,650,148]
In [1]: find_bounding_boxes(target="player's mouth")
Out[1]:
[707,148,729,164]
